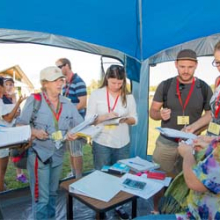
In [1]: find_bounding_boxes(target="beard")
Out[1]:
[178,74,194,83]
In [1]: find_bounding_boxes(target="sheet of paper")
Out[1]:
[0,125,31,148]
[69,170,122,202]
[156,127,197,140]
[118,156,160,172]
[120,173,164,200]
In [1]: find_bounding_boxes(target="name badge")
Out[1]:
[208,122,220,135]
[104,125,117,130]
[51,130,63,141]
[177,116,189,125]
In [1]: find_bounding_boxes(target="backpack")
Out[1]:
[162,77,208,108]
[10,93,42,169]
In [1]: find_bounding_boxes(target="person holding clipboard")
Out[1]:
[86,64,138,219]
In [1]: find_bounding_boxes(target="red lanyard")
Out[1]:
[43,92,63,124]
[106,88,119,113]
[64,75,74,97]
[176,77,195,114]
[215,91,220,118]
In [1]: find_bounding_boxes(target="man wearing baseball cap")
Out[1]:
[149,49,213,213]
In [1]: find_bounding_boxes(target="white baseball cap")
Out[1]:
[40,66,65,81]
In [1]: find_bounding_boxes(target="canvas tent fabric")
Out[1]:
[0,0,220,158]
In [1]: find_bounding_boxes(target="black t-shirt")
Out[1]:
[153,77,213,130]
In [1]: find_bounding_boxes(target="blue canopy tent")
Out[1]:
[0,0,220,158]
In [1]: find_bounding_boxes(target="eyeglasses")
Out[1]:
[57,63,66,69]
[212,60,220,67]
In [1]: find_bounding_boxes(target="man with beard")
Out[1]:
[149,49,213,213]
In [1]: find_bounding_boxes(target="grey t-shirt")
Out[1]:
[153,77,213,130]
[16,93,83,167]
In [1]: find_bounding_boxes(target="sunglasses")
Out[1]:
[57,63,66,69]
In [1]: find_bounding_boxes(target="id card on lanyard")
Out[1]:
[208,91,220,135]
[176,78,195,126]
[43,92,63,145]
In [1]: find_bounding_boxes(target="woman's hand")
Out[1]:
[66,132,79,141]
[32,129,49,140]
[18,95,27,104]
[178,141,194,157]
[193,135,213,152]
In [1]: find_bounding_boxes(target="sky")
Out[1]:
[0,43,103,89]
[0,43,218,90]
[150,56,219,86]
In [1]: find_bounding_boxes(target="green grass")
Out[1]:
[5,144,94,190]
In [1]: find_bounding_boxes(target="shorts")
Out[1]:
[66,138,86,157]
[0,148,9,158]
[152,135,182,175]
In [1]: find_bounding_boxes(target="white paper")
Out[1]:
[118,156,160,172]
[120,173,164,200]
[156,127,197,140]
[69,170,122,202]
[0,125,31,148]
[2,104,15,115]
[140,174,172,187]
[68,114,98,134]
[64,114,101,139]
[74,125,103,138]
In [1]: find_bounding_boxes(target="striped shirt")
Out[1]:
[62,73,87,118]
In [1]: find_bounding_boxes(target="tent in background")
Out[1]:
[0,0,220,157]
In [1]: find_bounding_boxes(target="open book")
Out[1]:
[0,125,31,149]
[66,114,102,138]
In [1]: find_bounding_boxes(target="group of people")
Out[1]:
[1,42,220,220]
[143,44,220,219]
[0,58,137,219]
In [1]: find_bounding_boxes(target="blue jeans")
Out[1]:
[92,142,130,170]
[27,152,63,220]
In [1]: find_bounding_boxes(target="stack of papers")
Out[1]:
[69,170,122,202]
[0,125,31,149]
[118,156,160,172]
[66,114,102,138]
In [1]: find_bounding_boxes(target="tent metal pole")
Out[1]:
[138,0,143,62]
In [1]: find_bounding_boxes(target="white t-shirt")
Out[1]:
[86,87,138,148]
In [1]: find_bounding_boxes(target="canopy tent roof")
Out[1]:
[0,0,220,63]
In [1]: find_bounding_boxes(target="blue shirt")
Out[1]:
[62,73,87,118]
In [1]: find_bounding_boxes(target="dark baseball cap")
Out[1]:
[176,49,197,61]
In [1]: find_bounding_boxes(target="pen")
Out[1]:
[129,161,145,167]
